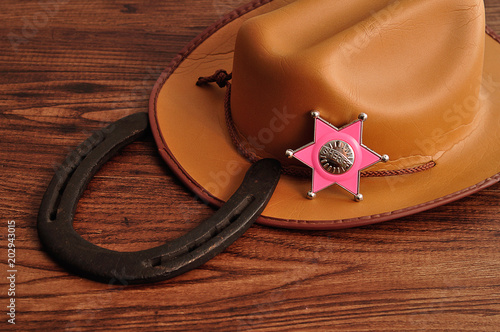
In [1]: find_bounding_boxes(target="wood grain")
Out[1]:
[1,0,499,330]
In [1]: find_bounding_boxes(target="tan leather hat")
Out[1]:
[150,0,500,230]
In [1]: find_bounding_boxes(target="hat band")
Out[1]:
[197,71,436,178]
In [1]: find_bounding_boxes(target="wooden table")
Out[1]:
[1,0,499,330]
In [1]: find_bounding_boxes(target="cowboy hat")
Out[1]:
[150,0,500,230]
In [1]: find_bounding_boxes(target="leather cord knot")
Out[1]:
[196,69,232,88]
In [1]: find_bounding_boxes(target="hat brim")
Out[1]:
[149,0,500,230]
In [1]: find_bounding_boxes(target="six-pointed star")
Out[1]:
[288,113,386,200]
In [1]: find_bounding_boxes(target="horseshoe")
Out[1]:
[37,113,281,284]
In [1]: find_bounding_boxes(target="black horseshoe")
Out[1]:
[37,113,281,284]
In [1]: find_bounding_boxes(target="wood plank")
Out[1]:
[1,0,499,330]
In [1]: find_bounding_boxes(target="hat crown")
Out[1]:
[230,0,486,170]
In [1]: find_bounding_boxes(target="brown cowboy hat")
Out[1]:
[150,0,500,230]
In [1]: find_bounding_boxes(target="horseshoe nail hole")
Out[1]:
[49,190,65,221]
[216,212,241,232]
[230,213,241,223]
[49,210,57,221]
[150,256,162,267]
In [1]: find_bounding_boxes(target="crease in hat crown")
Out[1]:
[229,0,486,173]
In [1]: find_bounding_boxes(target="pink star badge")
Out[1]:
[286,111,388,201]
